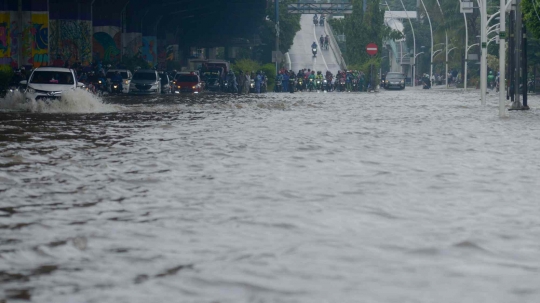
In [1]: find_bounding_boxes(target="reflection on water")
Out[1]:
[2,90,540,302]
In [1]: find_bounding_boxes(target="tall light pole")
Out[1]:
[435,0,448,88]
[275,0,279,76]
[480,0,487,105]
[398,0,415,87]
[464,43,478,90]
[499,0,507,116]
[419,0,433,82]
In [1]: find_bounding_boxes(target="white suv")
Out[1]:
[21,67,83,102]
[129,70,161,94]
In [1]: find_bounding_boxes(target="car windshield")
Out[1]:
[176,75,198,82]
[106,72,129,79]
[387,74,404,79]
[133,72,157,81]
[30,71,74,85]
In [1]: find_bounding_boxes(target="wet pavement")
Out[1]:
[1,88,540,302]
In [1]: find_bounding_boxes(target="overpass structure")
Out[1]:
[0,0,266,69]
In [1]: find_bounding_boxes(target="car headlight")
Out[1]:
[192,86,196,89]
[27,88,36,94]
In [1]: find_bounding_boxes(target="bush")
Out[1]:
[0,65,14,97]
[232,59,260,75]
[260,63,276,91]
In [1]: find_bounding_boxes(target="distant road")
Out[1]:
[289,14,341,74]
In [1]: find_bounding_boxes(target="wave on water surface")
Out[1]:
[0,89,118,114]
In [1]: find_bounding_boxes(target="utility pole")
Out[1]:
[511,0,522,109]
[275,0,279,75]
[522,13,528,109]
[499,0,506,117]
[508,6,514,102]
[17,0,22,68]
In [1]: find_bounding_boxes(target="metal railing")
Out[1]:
[325,20,347,70]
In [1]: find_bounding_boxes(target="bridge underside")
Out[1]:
[287,3,353,14]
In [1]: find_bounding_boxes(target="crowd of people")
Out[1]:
[275,67,370,93]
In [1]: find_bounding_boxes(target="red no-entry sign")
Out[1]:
[366,43,378,56]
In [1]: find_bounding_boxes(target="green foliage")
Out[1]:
[260,63,276,91]
[0,65,14,96]
[339,0,386,70]
[266,0,301,54]
[523,0,540,39]
[232,59,261,74]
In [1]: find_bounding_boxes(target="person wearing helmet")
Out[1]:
[487,70,495,90]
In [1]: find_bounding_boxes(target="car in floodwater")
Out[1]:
[173,72,203,94]
[128,70,161,94]
[384,72,406,90]
[21,67,83,102]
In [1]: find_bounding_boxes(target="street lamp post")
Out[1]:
[464,43,479,90]
[419,0,433,82]
[499,0,506,116]
[398,0,415,87]
[435,0,449,88]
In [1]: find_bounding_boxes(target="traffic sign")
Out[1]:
[366,43,378,56]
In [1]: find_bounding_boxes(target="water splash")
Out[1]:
[0,89,118,113]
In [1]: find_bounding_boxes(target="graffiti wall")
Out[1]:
[124,32,142,58]
[142,36,157,67]
[49,19,92,66]
[0,11,49,68]
[93,26,121,63]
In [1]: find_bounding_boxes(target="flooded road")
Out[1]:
[2,89,540,303]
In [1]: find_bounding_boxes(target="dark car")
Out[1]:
[201,69,223,91]
[159,72,172,94]
[384,72,405,90]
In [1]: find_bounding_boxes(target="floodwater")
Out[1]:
[1,88,540,303]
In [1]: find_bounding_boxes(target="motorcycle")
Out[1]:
[339,79,346,92]
[352,78,358,92]
[297,78,304,92]
[315,79,322,91]
[307,79,315,92]
[528,79,534,93]
[96,78,107,95]
[322,79,329,92]
[110,80,123,94]
[313,17,318,25]
[312,48,317,57]
[319,17,324,26]
[289,78,296,93]
[275,81,283,92]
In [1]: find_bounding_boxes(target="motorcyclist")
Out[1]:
[255,71,262,94]
[275,71,284,92]
[307,71,316,90]
[227,70,238,93]
[320,35,324,47]
[289,70,296,93]
[313,14,318,25]
[324,35,329,50]
[487,71,495,89]
[315,71,324,90]
[311,42,318,56]
[111,71,123,92]
[325,71,333,91]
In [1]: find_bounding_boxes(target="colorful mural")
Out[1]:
[0,11,49,68]
[0,12,12,65]
[49,19,92,66]
[93,26,121,62]
[124,32,142,58]
[142,36,157,67]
